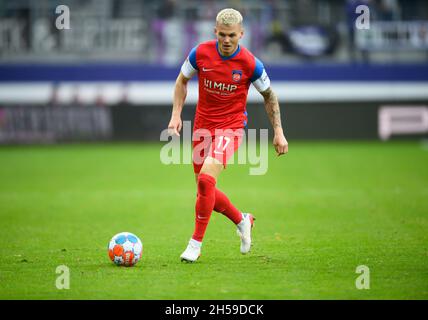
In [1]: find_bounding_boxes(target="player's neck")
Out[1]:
[219,47,237,57]
[216,41,240,59]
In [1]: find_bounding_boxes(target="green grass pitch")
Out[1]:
[0,141,427,299]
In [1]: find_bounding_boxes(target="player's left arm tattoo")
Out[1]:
[261,87,283,130]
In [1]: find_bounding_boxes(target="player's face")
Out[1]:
[214,23,243,56]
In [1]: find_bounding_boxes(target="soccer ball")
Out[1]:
[108,232,143,267]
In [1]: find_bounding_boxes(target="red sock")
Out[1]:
[192,173,217,242]
[214,188,243,225]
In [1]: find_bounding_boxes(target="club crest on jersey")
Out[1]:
[232,70,242,82]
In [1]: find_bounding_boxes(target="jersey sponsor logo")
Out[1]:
[203,79,238,93]
[202,67,214,72]
[232,70,242,82]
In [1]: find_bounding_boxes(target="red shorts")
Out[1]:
[192,128,244,174]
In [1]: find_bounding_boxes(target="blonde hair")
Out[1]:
[216,8,243,26]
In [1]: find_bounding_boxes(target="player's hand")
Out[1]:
[168,116,182,136]
[273,131,288,156]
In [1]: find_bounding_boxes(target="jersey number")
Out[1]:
[215,136,231,153]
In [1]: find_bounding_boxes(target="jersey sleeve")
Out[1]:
[180,46,198,79]
[250,57,271,92]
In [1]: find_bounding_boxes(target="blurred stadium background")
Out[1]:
[0,0,427,143]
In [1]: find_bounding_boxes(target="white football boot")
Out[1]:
[180,238,202,262]
[236,213,255,254]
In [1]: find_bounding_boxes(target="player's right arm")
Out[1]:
[168,72,190,136]
[168,47,198,136]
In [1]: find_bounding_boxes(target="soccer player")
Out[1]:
[168,8,288,262]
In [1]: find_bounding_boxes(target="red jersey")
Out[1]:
[181,40,270,131]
